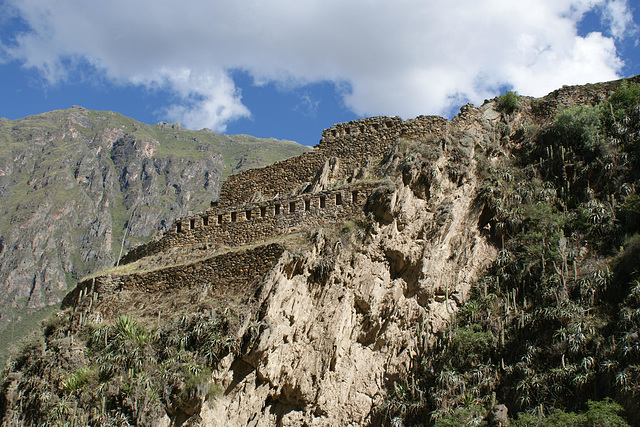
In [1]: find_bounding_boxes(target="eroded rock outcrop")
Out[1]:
[201,114,497,425]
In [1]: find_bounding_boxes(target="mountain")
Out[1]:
[0,106,310,347]
[1,76,639,426]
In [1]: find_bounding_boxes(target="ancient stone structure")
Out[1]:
[71,114,455,323]
[118,184,376,264]
[216,115,448,207]
[118,114,450,265]
[62,243,286,316]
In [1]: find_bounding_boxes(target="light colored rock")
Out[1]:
[307,157,340,194]
[203,125,496,425]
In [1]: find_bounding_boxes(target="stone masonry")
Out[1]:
[119,115,449,265]
[217,115,448,207]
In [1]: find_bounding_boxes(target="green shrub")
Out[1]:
[611,233,640,286]
[449,326,494,368]
[179,366,219,404]
[61,367,96,394]
[518,398,632,426]
[498,91,520,113]
[434,405,487,427]
[549,105,602,158]
[618,195,640,233]
[602,81,640,126]
[583,398,630,427]
[511,412,541,426]
[600,81,640,157]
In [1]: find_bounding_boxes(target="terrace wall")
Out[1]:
[216,115,448,207]
[119,184,376,265]
[63,243,286,318]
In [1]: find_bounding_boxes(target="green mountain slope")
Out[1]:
[0,106,310,340]
[381,82,640,426]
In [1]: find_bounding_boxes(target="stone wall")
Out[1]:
[118,115,451,266]
[63,243,286,318]
[217,115,448,207]
[119,184,376,265]
[531,75,640,122]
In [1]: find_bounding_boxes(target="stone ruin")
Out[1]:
[118,115,449,265]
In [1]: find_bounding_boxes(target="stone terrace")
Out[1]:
[119,115,449,265]
[119,183,376,265]
[63,243,286,320]
[216,115,448,207]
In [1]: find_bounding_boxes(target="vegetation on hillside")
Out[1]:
[382,82,640,426]
[497,91,520,114]
[0,302,249,426]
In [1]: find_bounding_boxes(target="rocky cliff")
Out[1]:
[1,76,639,426]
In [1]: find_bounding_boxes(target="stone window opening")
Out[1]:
[260,206,267,218]
[231,212,237,222]
[345,127,351,135]
[275,204,281,215]
[176,222,182,233]
[289,201,296,213]
[202,216,209,226]
[189,218,196,230]
[320,196,326,208]
[218,214,223,224]
[352,191,358,204]
[246,210,252,220]
[305,199,311,211]
[336,193,342,205]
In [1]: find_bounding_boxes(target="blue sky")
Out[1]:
[0,0,638,146]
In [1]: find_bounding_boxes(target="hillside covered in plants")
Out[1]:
[0,77,639,426]
[383,81,640,426]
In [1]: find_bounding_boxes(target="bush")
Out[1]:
[600,81,640,166]
[434,405,487,426]
[498,91,520,113]
[549,105,602,159]
[449,326,494,368]
[61,367,96,395]
[602,81,640,126]
[512,399,630,426]
[618,195,640,233]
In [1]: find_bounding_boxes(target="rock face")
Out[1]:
[200,109,496,426]
[3,76,638,426]
[0,107,309,330]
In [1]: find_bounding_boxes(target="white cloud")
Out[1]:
[156,69,251,132]
[602,0,638,39]
[294,93,320,118]
[1,0,635,130]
